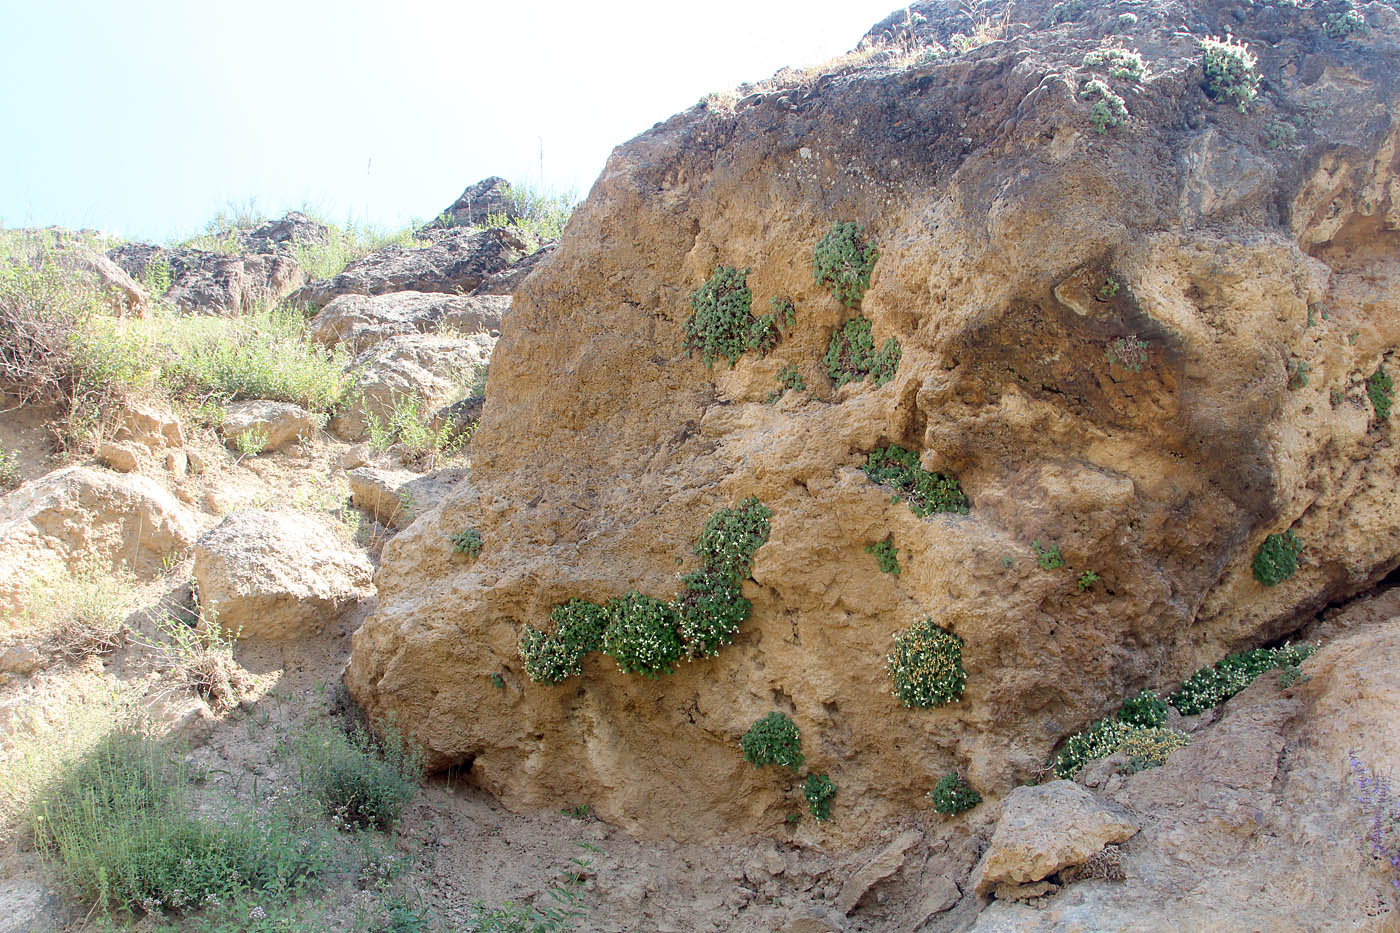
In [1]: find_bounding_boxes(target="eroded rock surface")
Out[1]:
[219,400,318,453]
[348,465,470,529]
[330,334,492,441]
[311,291,508,354]
[193,509,373,639]
[346,0,1400,868]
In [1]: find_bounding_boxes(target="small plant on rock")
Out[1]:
[1252,530,1302,586]
[1324,2,1366,38]
[824,317,901,388]
[813,222,878,307]
[1200,35,1259,112]
[601,591,685,678]
[1054,717,1133,779]
[1120,727,1191,773]
[519,599,609,685]
[1032,539,1065,570]
[866,539,901,575]
[769,362,806,402]
[0,447,19,490]
[1077,570,1100,591]
[684,265,787,368]
[453,528,483,559]
[804,773,836,822]
[1084,47,1146,82]
[232,426,269,458]
[676,566,751,658]
[742,712,804,771]
[888,619,966,708]
[1118,689,1168,728]
[1368,365,1393,421]
[1169,642,1316,715]
[1080,79,1128,133]
[929,772,981,814]
[863,445,969,516]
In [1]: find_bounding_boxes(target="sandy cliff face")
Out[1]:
[347,0,1400,845]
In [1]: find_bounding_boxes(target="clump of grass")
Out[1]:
[480,182,579,249]
[149,611,252,713]
[365,393,467,468]
[32,728,334,917]
[863,445,969,516]
[1119,727,1191,772]
[293,223,421,281]
[293,718,423,830]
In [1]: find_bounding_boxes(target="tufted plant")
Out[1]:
[887,620,966,709]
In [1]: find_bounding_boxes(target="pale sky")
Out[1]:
[1,0,903,242]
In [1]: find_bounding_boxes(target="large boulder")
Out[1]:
[192,509,374,639]
[288,227,527,310]
[346,0,1400,850]
[428,176,519,229]
[52,244,148,315]
[218,400,319,453]
[968,782,1137,895]
[107,241,303,315]
[241,211,328,250]
[0,466,200,612]
[331,334,493,440]
[472,242,556,297]
[311,291,508,354]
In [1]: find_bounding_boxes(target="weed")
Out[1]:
[675,566,750,659]
[1265,119,1298,149]
[1169,642,1316,715]
[824,317,901,388]
[561,805,592,820]
[866,539,901,575]
[1077,570,1100,591]
[233,426,269,458]
[149,610,252,713]
[812,222,878,307]
[742,712,803,771]
[1098,276,1121,300]
[1346,752,1400,897]
[804,773,836,822]
[1200,35,1259,112]
[1368,366,1393,421]
[1052,0,1088,22]
[1080,79,1128,133]
[1117,689,1168,728]
[601,591,685,678]
[863,445,969,516]
[1084,48,1146,82]
[0,447,18,490]
[1117,12,1139,28]
[468,845,593,932]
[489,672,506,689]
[1119,727,1190,772]
[1253,530,1302,586]
[293,223,422,282]
[366,393,467,467]
[1287,358,1311,390]
[293,719,422,830]
[1033,540,1065,570]
[453,528,484,559]
[519,599,609,685]
[887,619,966,708]
[769,362,806,402]
[929,773,981,814]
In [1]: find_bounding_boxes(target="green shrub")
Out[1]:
[453,528,483,559]
[601,591,685,677]
[803,773,836,822]
[33,730,333,916]
[1084,47,1146,81]
[741,712,803,771]
[676,566,750,659]
[1081,79,1128,133]
[1077,570,1100,591]
[1324,3,1366,38]
[683,266,787,368]
[929,773,981,814]
[887,620,966,708]
[294,719,422,829]
[1200,35,1259,112]
[1252,530,1302,586]
[863,445,969,516]
[1169,643,1316,715]
[692,496,772,580]
[1032,539,1065,570]
[1117,690,1168,728]
[1119,727,1190,772]
[1054,717,1133,779]
[1051,0,1088,22]
[812,222,878,307]
[1368,365,1393,420]
[519,599,609,685]
[866,539,901,575]
[823,317,901,388]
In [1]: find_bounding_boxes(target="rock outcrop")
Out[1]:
[428,176,519,230]
[193,509,374,639]
[347,0,1400,861]
[310,291,508,354]
[330,334,492,441]
[0,466,199,611]
[347,465,470,529]
[288,227,527,311]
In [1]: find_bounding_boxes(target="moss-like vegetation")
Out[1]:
[1252,530,1302,586]
[863,445,969,517]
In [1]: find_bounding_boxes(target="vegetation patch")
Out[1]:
[803,773,836,822]
[675,565,751,659]
[1032,539,1065,570]
[929,773,981,814]
[1252,530,1302,586]
[1080,78,1128,133]
[742,712,804,771]
[1119,727,1191,773]
[683,266,790,368]
[812,222,878,307]
[293,719,423,829]
[1169,643,1316,715]
[519,599,609,685]
[1117,689,1168,728]
[1084,47,1146,81]
[866,539,901,575]
[824,317,901,388]
[1368,365,1393,421]
[600,591,685,678]
[1077,570,1100,591]
[863,445,969,516]
[887,619,966,708]
[453,528,484,559]
[768,362,806,402]
[1105,334,1148,372]
[366,392,468,468]
[1053,717,1133,779]
[1200,35,1259,111]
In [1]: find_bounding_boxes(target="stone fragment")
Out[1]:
[0,644,43,675]
[311,291,508,354]
[836,829,921,914]
[114,398,185,448]
[164,450,188,475]
[193,509,373,639]
[330,334,491,441]
[347,465,470,529]
[96,441,140,473]
[969,782,1137,895]
[219,400,318,453]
